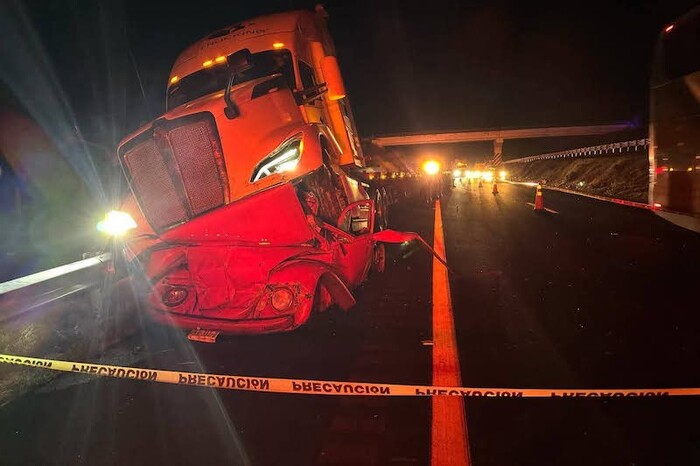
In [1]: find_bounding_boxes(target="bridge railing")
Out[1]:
[503,139,649,164]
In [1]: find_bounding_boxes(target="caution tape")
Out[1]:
[2,353,700,398]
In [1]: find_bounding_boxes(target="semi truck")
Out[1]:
[102,7,420,338]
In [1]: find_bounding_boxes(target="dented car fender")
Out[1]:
[269,258,356,314]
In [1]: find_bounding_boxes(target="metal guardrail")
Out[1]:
[503,139,649,164]
[0,253,112,323]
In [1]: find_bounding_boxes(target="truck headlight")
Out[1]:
[97,210,137,236]
[251,136,303,182]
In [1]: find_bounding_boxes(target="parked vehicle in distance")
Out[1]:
[649,5,700,232]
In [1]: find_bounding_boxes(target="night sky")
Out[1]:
[2,0,698,161]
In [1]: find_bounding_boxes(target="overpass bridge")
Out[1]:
[370,123,635,166]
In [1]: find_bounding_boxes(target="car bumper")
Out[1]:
[148,309,299,335]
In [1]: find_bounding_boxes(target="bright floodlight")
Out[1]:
[499,170,507,180]
[97,210,137,236]
[423,160,440,175]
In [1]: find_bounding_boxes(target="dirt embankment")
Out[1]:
[507,154,649,203]
[0,280,139,406]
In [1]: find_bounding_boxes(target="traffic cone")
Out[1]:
[492,182,499,194]
[534,184,544,211]
[478,179,483,188]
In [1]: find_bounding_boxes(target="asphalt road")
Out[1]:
[1,180,700,465]
[444,181,700,465]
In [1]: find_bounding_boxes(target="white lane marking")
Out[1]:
[526,202,559,214]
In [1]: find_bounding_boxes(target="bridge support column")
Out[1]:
[492,138,504,166]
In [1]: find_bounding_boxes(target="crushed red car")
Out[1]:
[139,182,402,334]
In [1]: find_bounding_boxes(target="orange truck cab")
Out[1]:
[107,8,411,337]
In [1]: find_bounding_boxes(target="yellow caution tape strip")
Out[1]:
[2,353,699,398]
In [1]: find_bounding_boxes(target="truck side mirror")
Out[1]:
[320,56,346,101]
[224,49,253,119]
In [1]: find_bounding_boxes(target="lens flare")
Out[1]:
[97,210,137,236]
[423,160,440,175]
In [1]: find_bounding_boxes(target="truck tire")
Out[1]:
[373,189,388,230]
[381,187,390,226]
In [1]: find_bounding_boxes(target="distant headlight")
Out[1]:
[452,169,462,178]
[482,171,494,182]
[97,210,137,236]
[251,136,303,183]
[422,160,440,176]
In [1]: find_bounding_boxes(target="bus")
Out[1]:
[649,5,700,232]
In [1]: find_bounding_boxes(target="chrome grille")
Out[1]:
[123,139,188,230]
[169,120,226,216]
[120,114,228,232]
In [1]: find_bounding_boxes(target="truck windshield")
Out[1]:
[166,49,295,110]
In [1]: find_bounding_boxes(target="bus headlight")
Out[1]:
[97,210,137,236]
